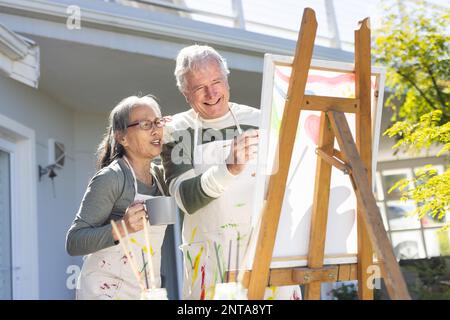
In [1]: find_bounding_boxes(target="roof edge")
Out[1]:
[0,0,354,61]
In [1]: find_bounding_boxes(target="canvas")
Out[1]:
[249,54,386,268]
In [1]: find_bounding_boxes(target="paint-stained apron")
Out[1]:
[181,110,301,300]
[76,157,166,300]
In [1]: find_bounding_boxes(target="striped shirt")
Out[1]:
[161,102,259,215]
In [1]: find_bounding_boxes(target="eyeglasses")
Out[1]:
[127,117,169,131]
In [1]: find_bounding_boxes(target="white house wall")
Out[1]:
[73,111,108,203]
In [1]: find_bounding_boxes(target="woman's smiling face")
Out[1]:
[183,59,230,119]
[120,104,163,160]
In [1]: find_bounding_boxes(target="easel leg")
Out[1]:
[355,17,374,300]
[247,8,318,300]
[328,110,411,300]
[304,112,334,300]
[357,208,374,299]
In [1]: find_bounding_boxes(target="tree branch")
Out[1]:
[396,69,436,110]
[425,65,447,109]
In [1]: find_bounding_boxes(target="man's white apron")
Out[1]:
[181,108,301,300]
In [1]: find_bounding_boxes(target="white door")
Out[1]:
[0,146,12,299]
[0,116,38,299]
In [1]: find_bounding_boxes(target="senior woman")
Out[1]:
[66,95,170,300]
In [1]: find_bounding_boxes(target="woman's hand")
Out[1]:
[112,201,146,241]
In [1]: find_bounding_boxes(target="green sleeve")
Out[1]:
[66,167,122,256]
[179,175,215,214]
[161,139,215,215]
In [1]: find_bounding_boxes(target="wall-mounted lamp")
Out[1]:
[38,164,58,181]
[38,138,65,182]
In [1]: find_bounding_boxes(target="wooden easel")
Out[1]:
[230,8,411,300]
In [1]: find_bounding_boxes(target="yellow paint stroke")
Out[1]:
[191,246,204,285]
[189,227,198,243]
[208,284,216,300]
[130,237,154,256]
[208,270,219,300]
[143,245,155,256]
[266,286,277,300]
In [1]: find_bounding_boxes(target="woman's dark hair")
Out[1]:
[96,95,161,169]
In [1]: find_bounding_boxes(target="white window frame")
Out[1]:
[0,113,38,299]
[0,139,14,299]
[377,158,449,259]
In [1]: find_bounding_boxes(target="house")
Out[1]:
[0,0,447,299]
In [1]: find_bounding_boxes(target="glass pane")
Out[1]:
[390,231,426,260]
[0,150,12,299]
[375,172,384,201]
[377,202,389,230]
[413,165,443,187]
[381,169,412,200]
[386,200,421,231]
[421,212,448,228]
[424,228,450,257]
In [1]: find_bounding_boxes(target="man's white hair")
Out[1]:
[174,44,230,93]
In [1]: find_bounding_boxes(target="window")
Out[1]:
[377,161,449,260]
[0,149,12,299]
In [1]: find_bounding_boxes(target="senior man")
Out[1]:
[162,45,301,300]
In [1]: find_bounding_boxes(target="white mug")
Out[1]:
[144,196,176,225]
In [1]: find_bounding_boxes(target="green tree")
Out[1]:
[373,1,450,229]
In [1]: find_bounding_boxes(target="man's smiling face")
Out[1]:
[183,59,230,119]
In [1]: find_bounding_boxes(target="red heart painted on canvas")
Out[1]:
[304,114,320,145]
